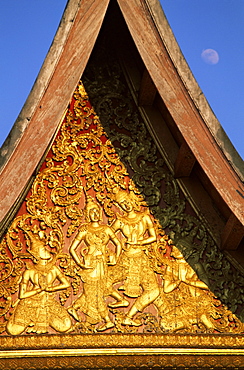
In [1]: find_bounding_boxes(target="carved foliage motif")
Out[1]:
[0,56,243,337]
[82,46,244,322]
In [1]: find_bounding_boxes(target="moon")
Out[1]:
[201,49,219,65]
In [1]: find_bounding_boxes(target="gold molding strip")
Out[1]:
[2,347,244,359]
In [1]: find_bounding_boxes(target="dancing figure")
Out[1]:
[108,190,160,326]
[68,196,122,331]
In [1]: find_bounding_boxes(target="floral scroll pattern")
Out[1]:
[0,46,243,336]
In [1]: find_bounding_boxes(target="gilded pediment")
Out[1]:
[1,59,243,338]
[0,1,243,368]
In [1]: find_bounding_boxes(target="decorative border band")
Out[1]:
[1,333,244,350]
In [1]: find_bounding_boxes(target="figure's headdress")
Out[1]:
[84,192,101,221]
[170,245,184,260]
[113,188,130,203]
[25,230,52,260]
[112,187,141,211]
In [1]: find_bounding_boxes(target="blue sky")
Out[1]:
[0,0,243,159]
[160,0,244,160]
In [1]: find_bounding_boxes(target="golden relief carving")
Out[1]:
[0,81,243,340]
[82,43,244,324]
[68,195,121,331]
[6,229,72,335]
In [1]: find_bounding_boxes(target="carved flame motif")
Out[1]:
[0,81,243,336]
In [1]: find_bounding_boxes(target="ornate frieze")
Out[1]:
[0,78,243,339]
[0,40,243,369]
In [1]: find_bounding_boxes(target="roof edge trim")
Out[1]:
[0,0,82,174]
[144,0,243,180]
[0,0,111,223]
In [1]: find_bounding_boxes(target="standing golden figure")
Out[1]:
[6,231,72,335]
[108,189,160,326]
[68,195,122,331]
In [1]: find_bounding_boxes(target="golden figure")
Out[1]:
[156,246,215,332]
[163,246,209,294]
[6,232,72,335]
[68,196,122,331]
[108,190,160,326]
[169,230,210,286]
